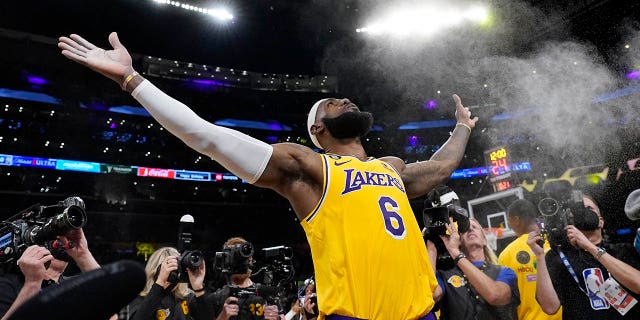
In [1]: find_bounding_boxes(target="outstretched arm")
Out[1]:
[399,94,478,198]
[58,33,275,184]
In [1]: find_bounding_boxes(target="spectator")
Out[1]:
[498,199,561,320]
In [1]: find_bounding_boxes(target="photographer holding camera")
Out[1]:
[0,227,100,319]
[204,237,280,320]
[497,199,561,320]
[528,189,640,319]
[434,217,520,320]
[127,247,208,320]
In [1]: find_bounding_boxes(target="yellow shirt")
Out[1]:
[301,154,436,320]
[498,234,562,320]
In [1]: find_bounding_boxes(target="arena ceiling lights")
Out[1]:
[356,4,489,37]
[151,0,233,21]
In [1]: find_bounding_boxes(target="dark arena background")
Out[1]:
[0,0,639,285]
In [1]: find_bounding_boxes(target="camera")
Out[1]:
[301,277,319,316]
[165,214,203,283]
[214,243,295,313]
[213,241,254,276]
[255,246,294,287]
[422,186,470,269]
[537,189,600,249]
[0,197,87,265]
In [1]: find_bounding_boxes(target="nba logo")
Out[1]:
[583,268,610,310]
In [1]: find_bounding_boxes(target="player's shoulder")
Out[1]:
[378,156,405,171]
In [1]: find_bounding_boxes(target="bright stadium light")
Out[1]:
[151,0,233,22]
[207,8,234,21]
[356,4,489,37]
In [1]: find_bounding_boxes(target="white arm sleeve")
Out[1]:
[131,80,273,184]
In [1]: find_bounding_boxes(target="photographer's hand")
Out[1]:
[565,225,596,252]
[156,256,178,289]
[263,304,279,320]
[1,246,55,320]
[303,293,318,317]
[439,217,462,257]
[216,297,239,320]
[187,261,206,297]
[59,228,100,271]
[18,245,54,284]
[526,230,545,256]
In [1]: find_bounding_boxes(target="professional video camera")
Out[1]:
[422,185,470,270]
[163,214,204,283]
[253,246,294,287]
[213,241,255,277]
[0,197,87,266]
[213,243,295,312]
[537,189,600,249]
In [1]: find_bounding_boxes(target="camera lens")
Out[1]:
[183,250,203,269]
[538,198,560,216]
[64,206,87,229]
[240,243,254,257]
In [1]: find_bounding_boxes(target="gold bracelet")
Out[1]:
[455,122,472,133]
[122,71,139,90]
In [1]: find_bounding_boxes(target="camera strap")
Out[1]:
[557,250,587,295]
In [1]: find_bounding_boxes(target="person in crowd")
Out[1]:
[301,279,318,320]
[528,189,640,319]
[201,237,279,320]
[0,228,100,319]
[436,218,520,320]
[498,199,561,320]
[58,32,477,320]
[127,247,207,320]
[283,296,303,320]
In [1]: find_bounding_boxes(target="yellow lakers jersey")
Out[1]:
[301,154,436,320]
[498,234,562,320]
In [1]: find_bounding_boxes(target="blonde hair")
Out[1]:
[140,247,190,299]
[461,218,499,265]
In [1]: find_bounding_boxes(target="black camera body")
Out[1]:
[167,214,203,283]
[422,186,470,270]
[538,189,600,249]
[257,246,294,286]
[213,242,254,276]
[0,197,87,266]
[228,285,259,299]
[213,243,294,313]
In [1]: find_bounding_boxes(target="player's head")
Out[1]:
[507,199,538,234]
[307,98,373,149]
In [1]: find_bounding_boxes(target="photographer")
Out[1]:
[301,280,317,320]
[204,237,280,320]
[127,247,208,320]
[497,199,561,320]
[0,228,100,319]
[435,218,520,320]
[528,190,640,318]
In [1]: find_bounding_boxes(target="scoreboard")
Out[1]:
[484,146,515,192]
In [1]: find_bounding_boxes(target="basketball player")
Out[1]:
[58,32,477,320]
